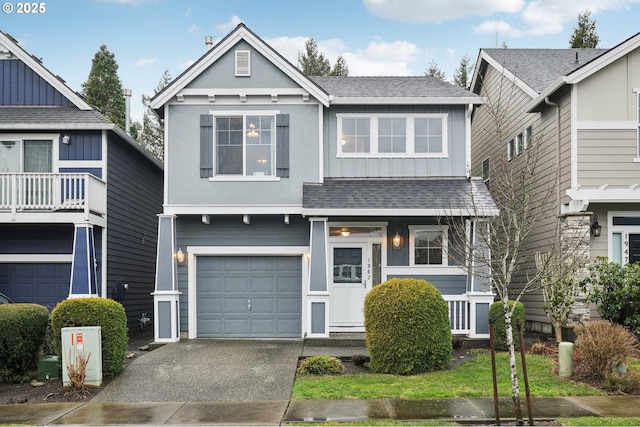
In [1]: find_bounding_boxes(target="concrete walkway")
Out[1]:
[2,340,640,425]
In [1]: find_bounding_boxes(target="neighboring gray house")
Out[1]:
[0,30,163,326]
[150,24,497,342]
[470,32,640,334]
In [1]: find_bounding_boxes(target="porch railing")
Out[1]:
[0,173,106,219]
[444,295,471,335]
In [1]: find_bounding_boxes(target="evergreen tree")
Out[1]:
[82,45,126,129]
[453,54,473,88]
[425,60,446,80]
[134,70,171,161]
[569,9,600,48]
[298,38,348,76]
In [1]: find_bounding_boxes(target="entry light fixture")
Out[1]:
[340,228,350,237]
[176,248,186,265]
[62,135,71,145]
[392,232,402,249]
[591,215,601,238]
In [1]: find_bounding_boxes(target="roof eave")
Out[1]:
[525,76,567,113]
[329,96,484,105]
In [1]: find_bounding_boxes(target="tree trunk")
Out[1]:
[504,303,524,425]
[554,322,564,343]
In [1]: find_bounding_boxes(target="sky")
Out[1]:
[1,0,640,123]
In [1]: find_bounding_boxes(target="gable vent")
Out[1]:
[235,50,250,77]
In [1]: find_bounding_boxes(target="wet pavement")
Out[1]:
[3,340,640,425]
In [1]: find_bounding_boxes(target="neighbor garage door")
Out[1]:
[0,263,71,310]
[196,256,302,338]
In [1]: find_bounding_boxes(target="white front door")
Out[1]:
[330,240,383,329]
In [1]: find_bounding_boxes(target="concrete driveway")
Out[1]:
[92,339,303,403]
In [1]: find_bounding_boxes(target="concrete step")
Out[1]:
[304,333,366,347]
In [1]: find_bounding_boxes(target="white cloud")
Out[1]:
[363,0,524,23]
[134,57,157,67]
[188,23,201,34]
[216,15,243,34]
[474,20,523,39]
[185,7,191,18]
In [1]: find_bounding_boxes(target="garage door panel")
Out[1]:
[0,263,70,310]
[197,255,301,338]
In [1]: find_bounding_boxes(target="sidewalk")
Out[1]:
[1,395,640,425]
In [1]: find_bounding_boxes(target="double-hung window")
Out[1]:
[338,114,447,157]
[214,113,276,177]
[0,137,53,173]
[410,226,448,266]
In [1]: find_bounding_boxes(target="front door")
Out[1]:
[330,241,382,329]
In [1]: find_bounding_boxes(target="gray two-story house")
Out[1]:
[470,32,640,334]
[0,30,163,325]
[150,24,497,342]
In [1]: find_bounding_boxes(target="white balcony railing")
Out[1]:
[0,173,106,220]
[444,293,496,338]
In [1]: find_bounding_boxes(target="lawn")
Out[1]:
[292,350,606,400]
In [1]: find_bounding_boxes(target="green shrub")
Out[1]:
[297,355,344,375]
[0,303,50,383]
[51,298,128,376]
[604,372,640,394]
[582,257,640,336]
[574,320,638,379]
[489,300,525,351]
[364,278,452,375]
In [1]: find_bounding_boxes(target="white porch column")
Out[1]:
[152,214,181,342]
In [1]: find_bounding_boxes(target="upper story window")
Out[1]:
[337,114,448,157]
[215,114,275,177]
[0,137,53,173]
[515,132,523,156]
[524,126,532,149]
[482,157,490,182]
[507,139,514,161]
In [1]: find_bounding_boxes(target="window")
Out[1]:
[214,114,276,176]
[507,139,514,161]
[482,157,490,182]
[515,133,523,156]
[0,138,53,173]
[410,226,448,266]
[338,114,447,157]
[524,126,532,149]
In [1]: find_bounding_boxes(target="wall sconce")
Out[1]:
[62,135,71,145]
[392,232,402,250]
[176,248,186,265]
[591,215,601,237]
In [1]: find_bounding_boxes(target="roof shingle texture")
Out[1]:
[482,48,608,93]
[311,76,480,99]
[303,177,497,212]
[0,106,108,126]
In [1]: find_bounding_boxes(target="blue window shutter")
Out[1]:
[276,113,289,178]
[200,114,213,178]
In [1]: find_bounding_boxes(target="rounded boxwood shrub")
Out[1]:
[51,298,128,376]
[0,303,50,383]
[489,300,525,351]
[364,278,452,375]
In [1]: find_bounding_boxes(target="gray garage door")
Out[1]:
[0,263,71,311]
[196,256,302,338]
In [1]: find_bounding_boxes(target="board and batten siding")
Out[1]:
[325,105,468,178]
[174,215,310,333]
[0,59,73,106]
[106,133,163,326]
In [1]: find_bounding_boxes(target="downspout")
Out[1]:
[544,96,561,246]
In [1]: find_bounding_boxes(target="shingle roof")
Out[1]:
[303,177,498,215]
[0,106,109,126]
[311,76,481,100]
[481,48,608,93]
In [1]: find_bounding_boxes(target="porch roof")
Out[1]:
[302,177,499,217]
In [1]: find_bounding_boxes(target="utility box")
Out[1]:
[61,326,102,387]
[37,355,60,380]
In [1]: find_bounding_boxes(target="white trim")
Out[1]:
[0,32,93,110]
[318,106,324,184]
[163,105,170,206]
[0,254,72,263]
[608,211,640,265]
[186,245,310,339]
[302,208,500,217]
[57,160,104,169]
[208,176,281,182]
[384,265,467,276]
[305,297,330,338]
[177,88,311,98]
[0,133,59,173]
[235,50,251,76]
[465,104,472,178]
[571,85,578,189]
[567,186,640,203]
[577,121,637,130]
[329,96,483,105]
[164,204,302,215]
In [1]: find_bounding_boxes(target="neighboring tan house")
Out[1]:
[0,30,163,326]
[470,32,640,334]
[149,24,498,342]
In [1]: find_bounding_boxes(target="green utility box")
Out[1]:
[37,355,60,380]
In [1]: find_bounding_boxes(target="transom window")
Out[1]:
[0,137,53,173]
[410,226,448,266]
[214,114,275,176]
[338,114,448,157]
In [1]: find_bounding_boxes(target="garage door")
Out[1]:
[196,256,302,338]
[0,263,71,311]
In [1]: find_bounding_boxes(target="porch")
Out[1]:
[0,173,106,225]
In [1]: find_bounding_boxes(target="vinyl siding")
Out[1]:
[0,59,73,106]
[577,129,639,187]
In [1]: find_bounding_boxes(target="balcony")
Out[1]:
[0,173,106,224]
